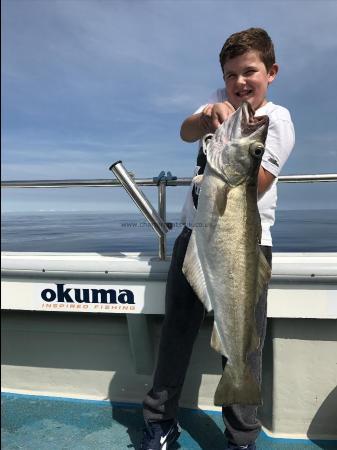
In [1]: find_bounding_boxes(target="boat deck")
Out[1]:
[2,393,335,449]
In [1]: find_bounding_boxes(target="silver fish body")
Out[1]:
[182,102,271,406]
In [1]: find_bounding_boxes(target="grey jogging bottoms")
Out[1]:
[143,226,272,446]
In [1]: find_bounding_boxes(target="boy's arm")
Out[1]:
[258,167,275,194]
[180,102,235,142]
[180,111,211,142]
[259,111,295,195]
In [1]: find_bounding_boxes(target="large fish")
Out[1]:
[182,101,271,406]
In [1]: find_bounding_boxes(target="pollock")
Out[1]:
[182,101,271,406]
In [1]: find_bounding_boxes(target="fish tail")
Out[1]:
[214,363,262,406]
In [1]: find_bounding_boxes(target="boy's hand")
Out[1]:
[180,101,235,142]
[199,104,214,133]
[209,101,235,130]
[200,102,235,133]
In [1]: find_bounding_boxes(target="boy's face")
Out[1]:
[222,50,278,111]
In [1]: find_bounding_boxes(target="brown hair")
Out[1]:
[219,28,275,72]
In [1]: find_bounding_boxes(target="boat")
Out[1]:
[1,165,337,448]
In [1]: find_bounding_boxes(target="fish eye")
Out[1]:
[249,142,264,158]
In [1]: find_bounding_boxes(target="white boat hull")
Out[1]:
[2,251,337,439]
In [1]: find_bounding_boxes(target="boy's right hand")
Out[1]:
[201,101,235,132]
[180,101,235,142]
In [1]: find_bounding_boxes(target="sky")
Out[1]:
[2,0,337,213]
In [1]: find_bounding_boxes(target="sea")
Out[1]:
[1,209,337,254]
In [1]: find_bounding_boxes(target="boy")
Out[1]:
[140,28,295,450]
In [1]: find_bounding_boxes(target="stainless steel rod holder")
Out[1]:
[109,161,169,241]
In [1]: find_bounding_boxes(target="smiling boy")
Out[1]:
[140,28,295,450]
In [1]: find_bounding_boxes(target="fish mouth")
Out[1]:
[240,101,269,143]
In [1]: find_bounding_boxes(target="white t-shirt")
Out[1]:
[181,89,295,246]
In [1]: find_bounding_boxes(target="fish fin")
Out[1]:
[257,247,271,297]
[249,327,260,355]
[248,248,271,354]
[182,231,212,312]
[210,322,223,354]
[214,363,262,406]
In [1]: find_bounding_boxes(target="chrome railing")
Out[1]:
[2,170,337,260]
[2,173,337,188]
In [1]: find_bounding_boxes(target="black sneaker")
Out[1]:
[140,419,181,450]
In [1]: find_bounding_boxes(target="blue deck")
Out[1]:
[1,393,336,449]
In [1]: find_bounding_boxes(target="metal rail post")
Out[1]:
[158,180,167,260]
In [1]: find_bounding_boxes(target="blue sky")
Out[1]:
[2,0,337,212]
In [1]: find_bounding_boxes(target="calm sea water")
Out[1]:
[1,209,337,253]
